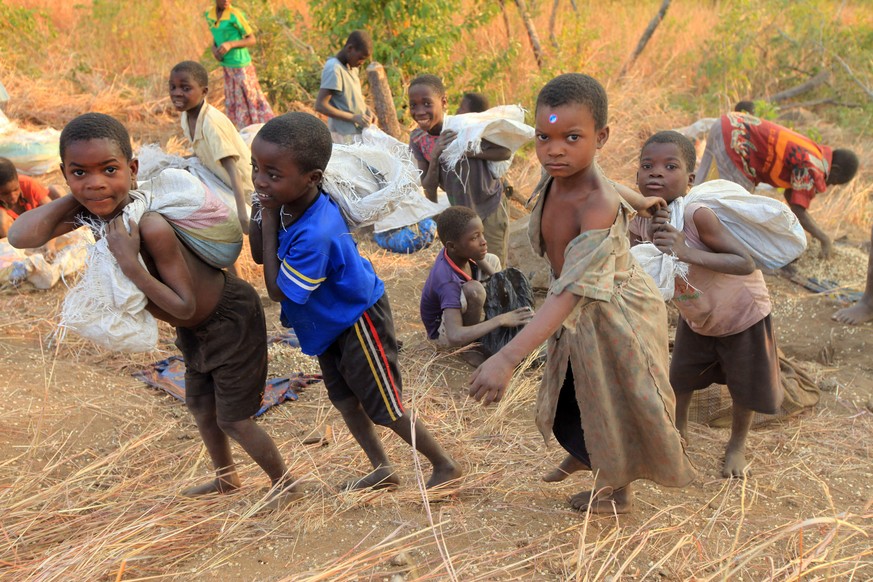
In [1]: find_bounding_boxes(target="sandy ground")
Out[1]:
[1,225,871,580]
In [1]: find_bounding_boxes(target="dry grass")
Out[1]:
[1,1,871,580]
[1,238,871,580]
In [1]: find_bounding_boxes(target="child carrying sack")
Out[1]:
[441,105,535,178]
[60,169,243,352]
[632,179,807,300]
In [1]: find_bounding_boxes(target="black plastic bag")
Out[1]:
[481,267,535,355]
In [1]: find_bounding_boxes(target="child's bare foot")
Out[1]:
[568,485,633,514]
[426,460,463,489]
[722,447,750,478]
[543,454,590,482]
[833,301,873,325]
[820,239,833,259]
[342,466,400,491]
[181,476,240,497]
[259,481,305,512]
[459,348,488,368]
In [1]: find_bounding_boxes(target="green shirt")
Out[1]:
[204,6,253,68]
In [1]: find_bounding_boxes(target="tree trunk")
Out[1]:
[548,0,561,49]
[498,0,512,41]
[619,0,671,78]
[767,70,832,102]
[514,0,544,68]
[366,62,402,139]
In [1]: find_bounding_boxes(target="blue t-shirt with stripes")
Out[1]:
[276,192,384,356]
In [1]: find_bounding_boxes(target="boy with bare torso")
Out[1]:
[469,74,694,514]
[8,113,297,509]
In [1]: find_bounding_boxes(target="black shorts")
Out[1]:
[670,315,783,414]
[175,273,267,422]
[318,293,404,426]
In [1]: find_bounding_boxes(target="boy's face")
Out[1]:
[169,71,207,113]
[636,142,694,202]
[456,98,471,115]
[535,103,608,179]
[0,177,21,208]
[345,45,370,68]
[251,136,321,210]
[62,138,137,219]
[447,217,488,262]
[408,84,446,134]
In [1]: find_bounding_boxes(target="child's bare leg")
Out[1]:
[333,396,399,490]
[460,280,488,367]
[543,453,590,482]
[184,394,241,496]
[387,414,462,488]
[218,417,300,509]
[834,224,873,324]
[723,403,754,478]
[675,391,693,442]
[569,483,634,514]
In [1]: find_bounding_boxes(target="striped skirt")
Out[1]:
[222,64,275,129]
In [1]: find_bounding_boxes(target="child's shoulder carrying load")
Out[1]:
[61,169,242,352]
[633,179,808,301]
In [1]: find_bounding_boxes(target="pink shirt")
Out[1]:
[631,202,771,337]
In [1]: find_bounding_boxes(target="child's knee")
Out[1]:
[216,417,253,439]
[186,394,216,420]
[462,280,486,309]
[331,395,363,415]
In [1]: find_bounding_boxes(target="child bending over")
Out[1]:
[420,205,533,365]
[695,112,859,258]
[469,74,695,514]
[9,113,297,508]
[250,112,461,490]
[631,130,783,478]
[0,156,63,240]
[408,75,512,267]
[169,61,254,236]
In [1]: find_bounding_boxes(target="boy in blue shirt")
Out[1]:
[250,112,461,490]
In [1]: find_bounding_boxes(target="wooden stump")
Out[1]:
[366,62,402,139]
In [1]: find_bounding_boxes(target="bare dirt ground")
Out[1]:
[1,221,871,580]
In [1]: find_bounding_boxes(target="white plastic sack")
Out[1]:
[6,228,93,289]
[136,144,240,212]
[441,105,534,178]
[632,179,807,301]
[60,169,242,352]
[0,110,61,176]
[373,190,449,233]
[321,127,423,229]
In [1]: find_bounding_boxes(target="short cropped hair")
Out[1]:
[256,112,332,173]
[536,73,608,130]
[829,149,860,185]
[0,157,18,186]
[641,130,697,172]
[171,60,209,88]
[346,30,373,53]
[60,113,133,162]
[734,100,755,114]
[461,92,489,113]
[409,74,446,98]
[436,205,478,245]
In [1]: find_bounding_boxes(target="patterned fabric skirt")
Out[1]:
[222,64,275,129]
